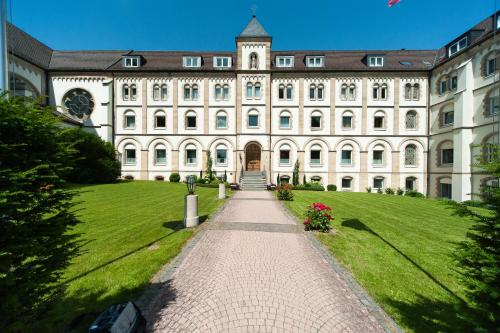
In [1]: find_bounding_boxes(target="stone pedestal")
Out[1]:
[218,183,226,200]
[184,194,199,228]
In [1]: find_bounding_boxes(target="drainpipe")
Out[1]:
[0,0,8,92]
[426,73,431,197]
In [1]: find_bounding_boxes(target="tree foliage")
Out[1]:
[0,96,80,332]
[451,143,500,332]
[292,159,300,186]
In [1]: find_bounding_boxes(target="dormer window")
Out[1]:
[276,56,294,68]
[183,56,201,68]
[123,56,140,68]
[368,56,384,67]
[448,37,468,56]
[214,56,231,68]
[306,56,324,68]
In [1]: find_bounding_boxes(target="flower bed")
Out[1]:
[304,202,334,232]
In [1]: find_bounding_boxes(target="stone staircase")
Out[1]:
[240,171,267,191]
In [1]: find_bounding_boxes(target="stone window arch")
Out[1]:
[439,103,454,127]
[436,74,449,95]
[340,144,353,165]
[154,144,167,165]
[404,144,417,166]
[405,110,418,129]
[483,87,499,117]
[122,84,130,101]
[279,110,292,129]
[373,110,386,129]
[153,84,160,101]
[436,140,454,166]
[372,144,385,166]
[405,176,417,191]
[246,82,254,98]
[340,83,348,100]
[185,110,197,129]
[124,110,136,129]
[130,84,137,101]
[309,83,316,100]
[341,176,353,190]
[482,133,499,162]
[247,109,260,128]
[373,176,385,189]
[185,143,198,165]
[123,143,137,165]
[154,110,166,128]
[9,75,39,98]
[342,110,354,129]
[310,110,323,130]
[404,83,412,100]
[481,51,497,77]
[216,110,228,129]
[215,84,222,101]
[310,144,322,165]
[160,84,168,100]
[215,144,228,165]
[279,144,292,165]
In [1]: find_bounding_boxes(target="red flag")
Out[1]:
[388,0,401,6]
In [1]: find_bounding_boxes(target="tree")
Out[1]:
[206,151,213,180]
[59,128,120,184]
[0,96,80,332]
[450,143,500,332]
[292,159,300,186]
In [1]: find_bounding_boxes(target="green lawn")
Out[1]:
[284,191,476,333]
[40,181,224,332]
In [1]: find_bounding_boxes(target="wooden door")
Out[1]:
[246,144,261,171]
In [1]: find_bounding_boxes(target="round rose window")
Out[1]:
[62,89,94,119]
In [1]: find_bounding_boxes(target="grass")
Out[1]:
[284,191,477,333]
[40,181,225,332]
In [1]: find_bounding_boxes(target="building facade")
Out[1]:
[6,14,500,201]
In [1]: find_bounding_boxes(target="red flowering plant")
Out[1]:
[304,202,334,232]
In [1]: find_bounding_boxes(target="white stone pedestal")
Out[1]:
[184,194,199,228]
[218,183,226,200]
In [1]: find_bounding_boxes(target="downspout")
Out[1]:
[111,72,115,145]
[426,71,432,197]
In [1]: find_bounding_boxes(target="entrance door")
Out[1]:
[245,144,261,171]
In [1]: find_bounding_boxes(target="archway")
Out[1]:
[245,142,261,171]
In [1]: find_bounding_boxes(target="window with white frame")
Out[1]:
[340,83,348,101]
[129,84,137,101]
[279,145,291,165]
[184,84,199,101]
[487,90,500,116]
[373,111,385,129]
[276,56,294,68]
[439,78,448,95]
[246,82,253,98]
[342,111,353,129]
[341,145,353,165]
[278,84,293,100]
[311,111,322,130]
[123,56,140,68]
[279,111,291,129]
[124,144,136,165]
[372,145,385,166]
[341,177,352,189]
[124,110,136,129]
[122,84,130,101]
[309,83,324,100]
[153,84,160,101]
[216,145,228,165]
[185,144,197,165]
[404,144,417,166]
[404,83,420,101]
[486,56,496,77]
[348,84,356,100]
[154,144,167,165]
[306,56,324,67]
[254,83,261,98]
[248,110,259,128]
[309,84,316,100]
[183,56,201,68]
[450,75,458,91]
[405,110,417,129]
[373,177,384,189]
[161,84,167,100]
[448,36,468,56]
[380,83,387,100]
[372,83,388,100]
[246,82,261,99]
[214,56,231,68]
[154,110,166,128]
[310,145,322,165]
[216,111,227,129]
[368,56,384,67]
[185,111,197,129]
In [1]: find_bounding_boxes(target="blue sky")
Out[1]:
[9,0,497,51]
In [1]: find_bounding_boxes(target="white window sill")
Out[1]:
[404,165,417,168]
[185,127,197,130]
[279,163,292,167]
[340,163,353,167]
[124,128,136,130]
[310,164,323,167]
[248,126,260,129]
[154,127,166,130]
[373,128,386,131]
[216,163,228,167]
[440,163,453,167]
[342,127,354,131]
[372,164,385,167]
[154,163,167,166]
[311,127,322,131]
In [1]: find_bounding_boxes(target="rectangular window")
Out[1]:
[155,115,166,128]
[440,183,452,199]
[374,116,384,129]
[216,115,227,129]
[442,149,454,165]
[488,97,499,116]
[442,111,454,126]
[248,115,259,127]
[342,178,352,189]
[373,151,384,165]
[310,150,321,165]
[368,56,384,67]
[123,56,140,68]
[214,56,231,68]
[280,115,290,129]
[486,58,496,76]
[254,85,261,98]
[341,150,352,165]
[183,56,201,68]
[125,115,135,128]
[373,87,379,100]
[373,178,384,189]
[186,149,197,165]
[276,56,294,68]
[448,37,468,56]
[186,116,197,129]
[440,80,447,94]
[279,150,290,165]
[306,56,324,67]
[155,149,167,165]
[216,149,227,165]
[342,116,352,128]
[311,116,321,129]
[450,76,458,90]
[125,149,136,164]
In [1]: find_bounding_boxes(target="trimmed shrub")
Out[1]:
[405,190,425,198]
[276,183,294,201]
[169,172,180,182]
[293,184,325,191]
[385,187,395,195]
[155,175,165,181]
[327,184,337,191]
[397,187,404,195]
[304,202,334,232]
[462,200,485,208]
[366,187,372,193]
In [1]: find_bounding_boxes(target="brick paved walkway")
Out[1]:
[141,191,398,333]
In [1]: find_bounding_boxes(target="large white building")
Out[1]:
[6,13,500,201]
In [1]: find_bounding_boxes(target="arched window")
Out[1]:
[215,144,228,165]
[153,84,160,101]
[483,52,497,77]
[373,176,384,189]
[185,144,197,165]
[440,104,454,127]
[192,84,199,100]
[311,111,322,130]
[130,84,137,101]
[374,111,385,129]
[124,144,136,165]
[184,84,191,100]
[310,145,322,165]
[483,134,498,162]
[154,110,166,128]
[279,111,291,129]
[154,144,167,165]
[185,111,197,129]
[404,144,417,166]
[372,83,379,100]
[348,84,356,100]
[412,83,420,100]
[311,176,322,183]
[405,110,417,129]
[223,84,229,100]
[405,177,417,191]
[278,84,285,100]
[309,84,316,100]
[342,111,353,129]
[380,83,388,100]
[124,110,136,129]
[161,84,168,100]
[341,176,353,189]
[372,144,385,165]
[122,84,130,101]
[437,140,454,166]
[405,83,412,100]
[246,82,253,98]
[279,144,291,165]
[484,88,500,117]
[279,175,290,184]
[341,144,353,165]
[438,75,449,95]
[248,109,259,128]
[340,83,348,100]
[318,84,324,100]
[216,110,227,129]
[254,82,261,98]
[286,84,293,100]
[215,84,222,101]
[9,76,38,98]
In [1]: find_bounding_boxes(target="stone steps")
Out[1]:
[240,171,267,191]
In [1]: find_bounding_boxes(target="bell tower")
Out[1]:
[236,16,272,70]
